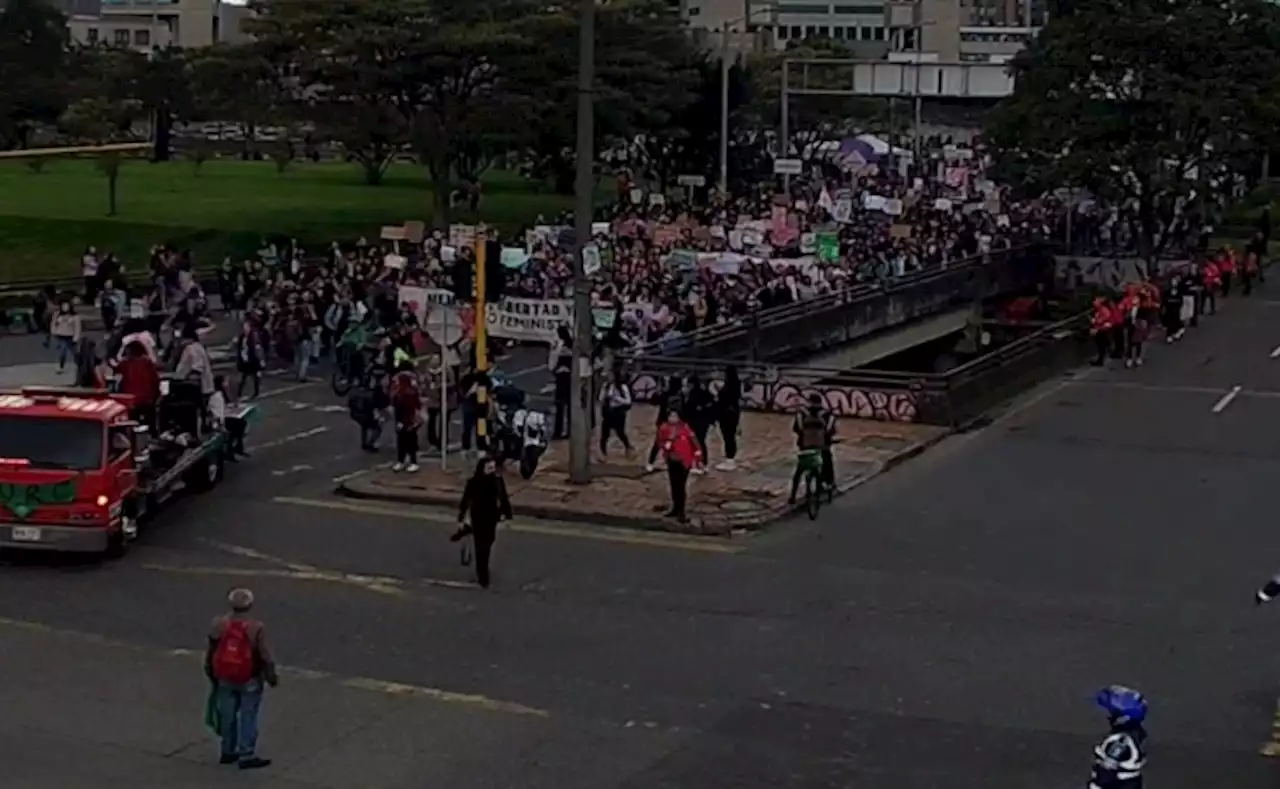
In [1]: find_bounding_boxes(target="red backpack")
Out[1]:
[211,620,257,684]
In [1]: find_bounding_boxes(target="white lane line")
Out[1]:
[1211,385,1243,414]
[254,381,318,400]
[251,425,329,451]
[1270,344,1280,359]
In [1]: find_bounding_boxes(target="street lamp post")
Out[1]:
[718,6,775,195]
[568,0,595,484]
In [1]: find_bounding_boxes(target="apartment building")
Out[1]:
[0,0,232,50]
[682,0,1046,61]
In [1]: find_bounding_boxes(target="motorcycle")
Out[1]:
[492,385,548,479]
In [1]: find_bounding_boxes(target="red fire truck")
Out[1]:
[0,383,228,557]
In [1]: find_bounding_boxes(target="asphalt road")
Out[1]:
[3,294,1280,787]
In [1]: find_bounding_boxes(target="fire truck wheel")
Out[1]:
[105,527,129,559]
[185,453,225,493]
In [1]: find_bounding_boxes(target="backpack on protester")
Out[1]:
[798,412,828,451]
[211,620,257,685]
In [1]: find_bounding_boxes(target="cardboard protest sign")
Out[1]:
[403,221,425,243]
[448,224,477,249]
[380,226,407,242]
[500,247,528,269]
[890,224,913,239]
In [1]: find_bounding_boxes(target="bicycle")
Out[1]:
[796,448,828,520]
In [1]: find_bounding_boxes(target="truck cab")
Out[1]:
[0,388,139,555]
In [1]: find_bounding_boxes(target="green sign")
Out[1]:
[817,232,840,263]
[0,481,77,520]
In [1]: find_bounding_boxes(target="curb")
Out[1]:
[336,479,705,535]
[335,432,953,537]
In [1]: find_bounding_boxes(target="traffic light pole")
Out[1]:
[473,237,488,452]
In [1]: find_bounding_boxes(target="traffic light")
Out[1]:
[484,239,505,302]
[450,252,472,303]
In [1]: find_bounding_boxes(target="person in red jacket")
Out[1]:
[1219,247,1236,296]
[1200,260,1220,316]
[1090,296,1115,366]
[389,363,423,473]
[117,339,160,426]
[655,410,703,524]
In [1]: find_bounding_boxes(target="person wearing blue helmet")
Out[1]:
[1090,685,1148,789]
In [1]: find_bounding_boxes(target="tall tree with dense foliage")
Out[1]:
[511,0,701,193]
[986,0,1280,260]
[0,0,71,149]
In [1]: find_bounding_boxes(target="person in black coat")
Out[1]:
[683,375,717,461]
[455,456,513,588]
[715,366,743,471]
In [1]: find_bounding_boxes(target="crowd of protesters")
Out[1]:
[1088,241,1269,368]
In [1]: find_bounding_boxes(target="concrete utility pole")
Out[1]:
[568,0,595,484]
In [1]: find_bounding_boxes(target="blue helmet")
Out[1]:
[1096,685,1148,725]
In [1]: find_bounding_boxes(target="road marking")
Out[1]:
[1271,345,1280,359]
[271,464,314,477]
[339,677,547,716]
[198,538,410,595]
[272,496,744,554]
[255,381,317,400]
[1211,385,1243,414]
[140,563,446,596]
[1071,379,1280,400]
[0,615,548,718]
[252,425,330,451]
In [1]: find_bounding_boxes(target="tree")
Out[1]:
[0,0,71,149]
[986,0,1280,262]
[188,42,290,160]
[510,0,701,193]
[61,47,146,215]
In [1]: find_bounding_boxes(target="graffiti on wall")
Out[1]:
[629,373,919,423]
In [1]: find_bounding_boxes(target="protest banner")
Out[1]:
[500,247,528,269]
[486,297,573,343]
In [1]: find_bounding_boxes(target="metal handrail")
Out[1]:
[637,245,1030,353]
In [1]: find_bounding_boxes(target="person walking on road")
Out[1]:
[50,299,82,374]
[206,587,278,770]
[455,456,513,588]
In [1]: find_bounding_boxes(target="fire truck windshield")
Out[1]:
[0,416,103,471]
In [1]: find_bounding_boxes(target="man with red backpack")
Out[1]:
[206,587,278,770]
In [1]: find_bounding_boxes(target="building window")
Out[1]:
[778,25,789,38]
[818,25,829,35]
[782,4,830,13]
[834,25,844,38]
[803,24,815,36]
[134,29,150,47]
[872,25,885,40]
[113,28,129,46]
[790,25,802,38]
[903,28,916,49]
[858,25,872,39]
[86,27,99,44]
[687,5,700,14]
[833,4,882,13]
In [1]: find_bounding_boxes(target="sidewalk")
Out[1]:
[338,406,947,535]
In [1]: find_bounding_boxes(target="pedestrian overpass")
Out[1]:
[784,59,1014,100]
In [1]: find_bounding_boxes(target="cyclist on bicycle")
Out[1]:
[789,393,835,504]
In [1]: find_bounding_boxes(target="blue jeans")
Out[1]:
[216,679,264,759]
[55,336,75,369]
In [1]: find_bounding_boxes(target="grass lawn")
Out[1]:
[0,159,578,284]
